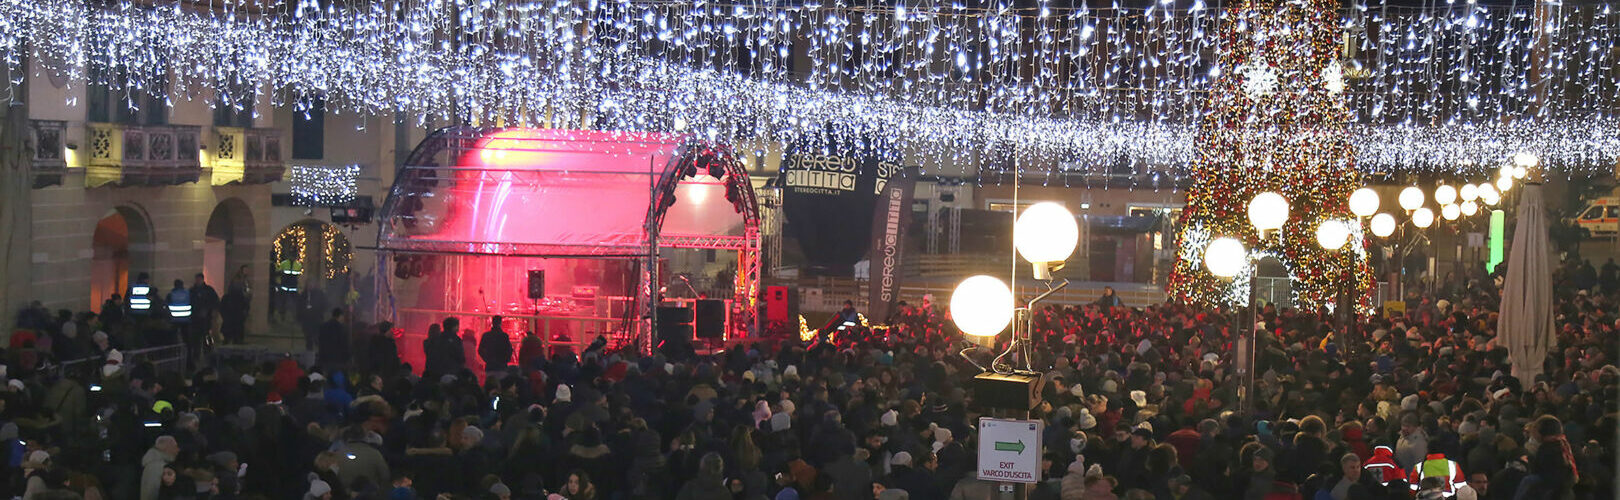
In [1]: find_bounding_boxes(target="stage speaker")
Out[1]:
[527,270,546,300]
[765,286,789,322]
[657,319,693,359]
[694,299,725,338]
[657,306,693,324]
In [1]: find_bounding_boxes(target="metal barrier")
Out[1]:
[59,343,188,376]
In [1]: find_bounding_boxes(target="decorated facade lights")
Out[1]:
[1,0,1618,174]
[288,165,361,205]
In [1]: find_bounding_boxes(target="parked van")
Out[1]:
[1572,196,1619,236]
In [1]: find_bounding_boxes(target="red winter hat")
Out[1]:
[266,392,283,404]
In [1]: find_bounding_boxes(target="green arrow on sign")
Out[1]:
[994,440,1026,454]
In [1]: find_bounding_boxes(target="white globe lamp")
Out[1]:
[1315,220,1351,250]
[1434,185,1457,205]
[1412,207,1435,228]
[1513,152,1539,169]
[1460,183,1479,202]
[1512,166,1528,180]
[1442,204,1461,221]
[1398,186,1425,211]
[1248,192,1290,235]
[1204,237,1248,278]
[1014,202,1079,279]
[1479,185,1501,206]
[1461,200,1479,216]
[950,275,1015,338]
[1370,213,1397,237]
[1496,175,1513,193]
[1349,188,1380,218]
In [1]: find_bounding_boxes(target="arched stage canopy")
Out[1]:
[375,127,760,358]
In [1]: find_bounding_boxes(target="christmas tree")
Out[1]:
[1168,0,1372,310]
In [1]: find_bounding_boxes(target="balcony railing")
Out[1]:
[27,119,66,187]
[210,126,285,185]
[83,122,204,187]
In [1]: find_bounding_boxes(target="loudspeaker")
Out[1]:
[765,286,789,322]
[527,270,546,300]
[658,322,692,341]
[657,306,693,324]
[972,371,1046,411]
[694,299,725,338]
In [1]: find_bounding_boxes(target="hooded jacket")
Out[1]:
[139,447,175,500]
[1363,446,1408,485]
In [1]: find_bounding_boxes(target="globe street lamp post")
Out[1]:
[951,201,1077,500]
[1202,192,1289,413]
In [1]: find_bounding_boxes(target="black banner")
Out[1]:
[779,132,902,274]
[867,167,917,324]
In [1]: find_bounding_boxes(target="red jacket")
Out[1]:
[1166,428,1202,471]
[1364,445,1409,485]
[1343,427,1373,461]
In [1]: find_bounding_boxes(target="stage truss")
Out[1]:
[374,127,763,356]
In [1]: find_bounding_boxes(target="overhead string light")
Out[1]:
[1,0,1616,174]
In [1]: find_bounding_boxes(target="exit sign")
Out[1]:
[977,417,1043,484]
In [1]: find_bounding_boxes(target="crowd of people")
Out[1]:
[0,258,1612,500]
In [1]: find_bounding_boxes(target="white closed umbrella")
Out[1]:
[1495,183,1554,384]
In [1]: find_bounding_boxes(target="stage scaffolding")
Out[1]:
[373,127,760,361]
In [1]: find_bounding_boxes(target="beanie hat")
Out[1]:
[881,409,898,427]
[555,384,572,403]
[1102,379,1118,393]
[309,478,332,498]
[22,450,48,469]
[1458,420,1479,436]
[1130,390,1147,408]
[1076,409,1097,430]
[753,401,772,427]
[891,451,913,467]
[207,451,238,469]
[490,483,511,496]
[783,365,799,378]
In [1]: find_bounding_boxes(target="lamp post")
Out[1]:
[1201,192,1288,413]
[951,201,1077,500]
